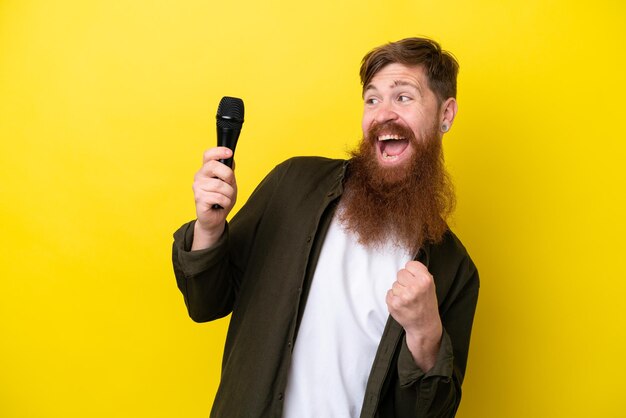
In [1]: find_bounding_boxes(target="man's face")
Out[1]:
[341,62,455,251]
[361,63,441,172]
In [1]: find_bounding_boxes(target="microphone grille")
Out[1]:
[216,96,245,129]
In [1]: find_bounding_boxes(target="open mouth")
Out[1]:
[377,134,410,161]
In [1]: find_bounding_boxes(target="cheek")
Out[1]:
[361,114,372,134]
[403,113,430,140]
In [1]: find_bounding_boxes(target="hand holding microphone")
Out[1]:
[191,97,245,250]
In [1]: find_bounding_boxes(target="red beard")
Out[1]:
[338,121,455,254]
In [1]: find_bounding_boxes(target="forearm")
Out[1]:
[404,325,442,373]
[172,220,237,322]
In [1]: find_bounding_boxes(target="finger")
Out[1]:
[195,189,234,211]
[207,192,234,210]
[390,281,410,302]
[405,260,428,276]
[386,289,404,312]
[386,289,395,306]
[194,177,235,197]
[397,272,435,294]
[402,262,434,287]
[196,190,235,210]
[194,178,236,202]
[202,147,233,164]
[391,280,406,293]
[197,160,236,185]
[396,268,416,287]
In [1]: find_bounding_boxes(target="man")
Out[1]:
[172,37,479,417]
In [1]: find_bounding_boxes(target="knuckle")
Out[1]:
[393,298,405,310]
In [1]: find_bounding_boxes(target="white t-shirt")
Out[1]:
[282,214,412,417]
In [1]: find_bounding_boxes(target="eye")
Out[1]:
[365,97,380,105]
[397,95,412,103]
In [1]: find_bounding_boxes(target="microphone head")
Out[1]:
[216,96,245,129]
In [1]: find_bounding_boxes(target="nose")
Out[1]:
[374,101,399,124]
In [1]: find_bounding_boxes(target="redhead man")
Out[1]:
[173,37,479,417]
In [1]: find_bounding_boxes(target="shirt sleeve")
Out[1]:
[172,221,237,322]
[397,329,454,388]
[173,220,229,278]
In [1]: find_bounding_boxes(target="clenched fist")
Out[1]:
[386,260,443,372]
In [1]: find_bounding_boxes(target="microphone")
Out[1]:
[213,96,244,209]
[216,96,245,168]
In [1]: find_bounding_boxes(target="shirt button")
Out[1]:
[287,340,292,348]
[306,236,312,243]
[278,393,284,401]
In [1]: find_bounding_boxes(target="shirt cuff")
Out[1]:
[397,329,454,388]
[173,220,229,278]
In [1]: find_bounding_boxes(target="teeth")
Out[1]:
[382,152,398,160]
[378,134,404,141]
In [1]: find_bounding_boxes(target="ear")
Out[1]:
[439,98,458,134]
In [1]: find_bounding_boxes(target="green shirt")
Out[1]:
[172,156,479,417]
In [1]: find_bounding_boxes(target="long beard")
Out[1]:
[339,121,455,254]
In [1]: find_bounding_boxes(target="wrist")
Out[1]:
[191,220,225,251]
[404,324,442,372]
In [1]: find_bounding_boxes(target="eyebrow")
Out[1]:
[392,80,419,89]
[363,80,421,95]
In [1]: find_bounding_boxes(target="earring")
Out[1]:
[441,123,449,133]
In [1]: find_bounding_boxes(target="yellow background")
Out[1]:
[1,0,625,417]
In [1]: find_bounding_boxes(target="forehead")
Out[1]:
[366,63,427,89]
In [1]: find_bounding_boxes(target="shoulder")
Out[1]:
[275,156,346,175]
[428,230,480,294]
[265,156,346,189]
[432,230,472,262]
[431,229,469,256]
[244,156,346,209]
